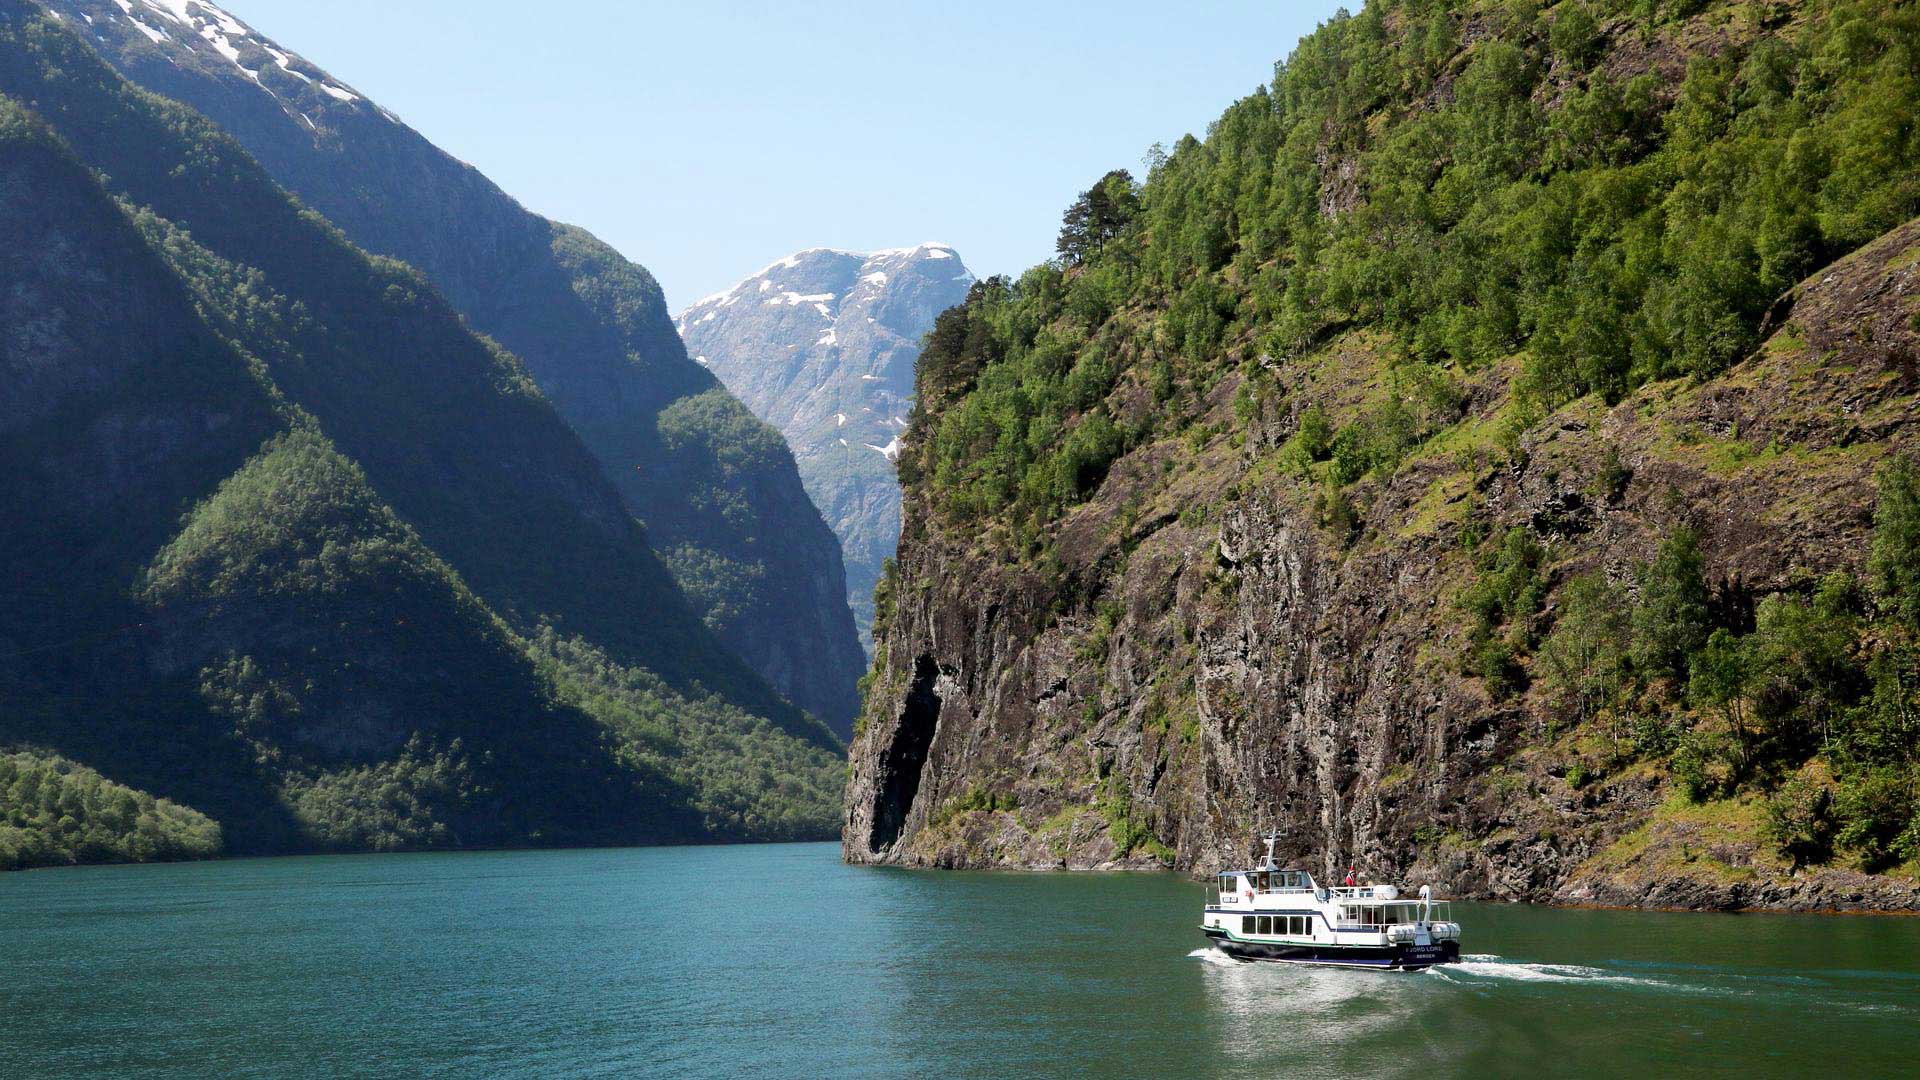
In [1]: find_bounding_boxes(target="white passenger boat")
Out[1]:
[1200,832,1462,970]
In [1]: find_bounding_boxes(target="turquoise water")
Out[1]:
[3,843,1916,1077]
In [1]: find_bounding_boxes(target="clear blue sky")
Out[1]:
[228,1,1342,310]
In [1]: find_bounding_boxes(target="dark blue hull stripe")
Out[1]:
[1200,928,1460,969]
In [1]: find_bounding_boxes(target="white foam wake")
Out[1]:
[1187,947,1241,967]
[1433,955,1669,989]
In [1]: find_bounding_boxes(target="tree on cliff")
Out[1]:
[1870,455,1920,626]
[1056,170,1139,266]
[1632,527,1712,682]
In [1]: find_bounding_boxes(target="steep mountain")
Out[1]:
[0,5,842,867]
[845,0,1920,912]
[679,244,975,648]
[44,0,865,731]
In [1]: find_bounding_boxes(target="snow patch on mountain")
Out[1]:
[77,0,366,110]
[676,244,973,651]
[264,45,310,82]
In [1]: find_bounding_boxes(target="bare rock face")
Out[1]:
[680,245,975,654]
[845,220,1920,912]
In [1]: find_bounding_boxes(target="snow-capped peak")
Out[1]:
[680,242,968,322]
[90,0,365,108]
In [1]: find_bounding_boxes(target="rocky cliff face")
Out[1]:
[679,244,975,650]
[46,0,866,731]
[846,0,1920,912]
[846,219,1920,912]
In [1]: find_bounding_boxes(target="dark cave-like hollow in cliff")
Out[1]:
[867,654,941,852]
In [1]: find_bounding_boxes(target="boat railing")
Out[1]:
[1333,900,1455,932]
[1204,881,1454,922]
[1328,886,1400,899]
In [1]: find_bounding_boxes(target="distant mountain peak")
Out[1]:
[679,244,974,650]
[681,243,975,328]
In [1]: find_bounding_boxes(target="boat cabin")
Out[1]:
[1198,832,1463,969]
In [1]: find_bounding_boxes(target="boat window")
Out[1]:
[1256,916,1271,935]
[1240,916,1251,935]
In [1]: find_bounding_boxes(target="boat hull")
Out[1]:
[1201,927,1459,971]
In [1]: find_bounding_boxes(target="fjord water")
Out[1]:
[4,844,1916,1078]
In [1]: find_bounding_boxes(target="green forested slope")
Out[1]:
[0,751,222,871]
[0,7,804,725]
[44,0,866,731]
[852,0,1920,901]
[912,0,1916,520]
[0,11,843,867]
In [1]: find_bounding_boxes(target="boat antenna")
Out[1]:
[1260,827,1279,870]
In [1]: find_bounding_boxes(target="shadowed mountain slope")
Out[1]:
[43,0,865,731]
[0,6,844,866]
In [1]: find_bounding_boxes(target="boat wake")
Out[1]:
[1187,947,1241,967]
[1189,948,1668,989]
[1431,955,1679,991]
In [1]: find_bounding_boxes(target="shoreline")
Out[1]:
[20,839,1920,917]
[2,834,843,876]
[843,852,1920,917]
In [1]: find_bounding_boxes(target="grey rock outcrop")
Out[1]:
[843,218,1920,913]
